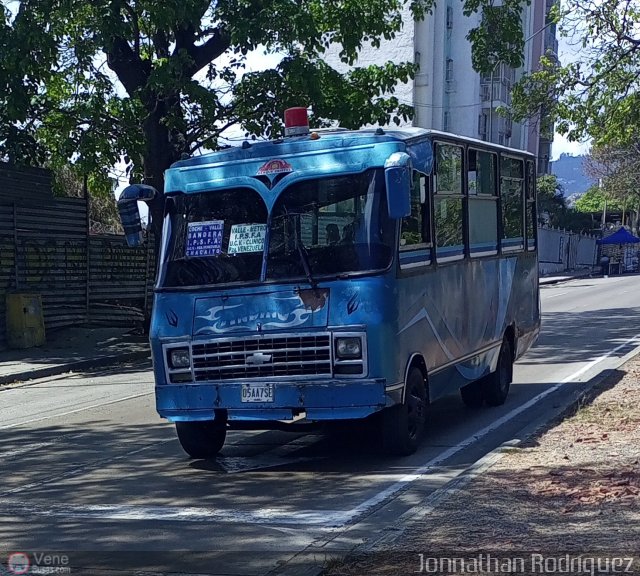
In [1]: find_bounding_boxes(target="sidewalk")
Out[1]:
[0,325,150,386]
[325,358,640,575]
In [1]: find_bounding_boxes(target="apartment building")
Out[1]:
[324,0,557,173]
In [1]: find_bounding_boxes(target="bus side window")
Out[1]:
[400,172,430,248]
[468,149,498,258]
[526,160,536,251]
[500,156,524,252]
[434,143,464,263]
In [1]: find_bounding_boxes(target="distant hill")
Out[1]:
[551,154,595,197]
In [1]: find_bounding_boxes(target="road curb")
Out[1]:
[539,272,595,285]
[0,350,150,387]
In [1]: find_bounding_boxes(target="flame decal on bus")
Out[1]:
[195,296,321,334]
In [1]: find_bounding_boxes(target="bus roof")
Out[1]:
[171,127,535,172]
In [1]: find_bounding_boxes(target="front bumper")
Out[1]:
[156,378,388,422]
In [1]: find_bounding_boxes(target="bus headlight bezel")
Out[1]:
[335,337,363,359]
[169,347,191,369]
[332,332,367,377]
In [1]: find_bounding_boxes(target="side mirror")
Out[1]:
[384,152,411,219]
[117,184,158,247]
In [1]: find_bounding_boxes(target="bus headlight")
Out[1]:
[169,347,191,369]
[335,337,362,359]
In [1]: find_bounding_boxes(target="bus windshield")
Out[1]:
[162,188,268,287]
[161,169,394,288]
[266,169,394,281]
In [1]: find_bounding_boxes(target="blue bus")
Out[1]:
[119,109,540,457]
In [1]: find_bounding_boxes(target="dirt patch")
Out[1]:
[326,359,640,575]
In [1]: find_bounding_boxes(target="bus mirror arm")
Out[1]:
[384,153,412,219]
[117,184,159,247]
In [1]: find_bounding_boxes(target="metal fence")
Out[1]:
[538,226,598,276]
[1,189,154,349]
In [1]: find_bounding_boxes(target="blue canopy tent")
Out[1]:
[597,228,640,273]
[597,227,640,245]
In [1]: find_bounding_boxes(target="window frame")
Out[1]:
[525,159,537,251]
[433,141,465,264]
[467,147,499,258]
[398,170,433,271]
[499,154,525,254]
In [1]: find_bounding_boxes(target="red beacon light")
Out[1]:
[284,107,310,137]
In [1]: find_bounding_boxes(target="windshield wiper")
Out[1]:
[295,233,318,290]
[285,208,318,290]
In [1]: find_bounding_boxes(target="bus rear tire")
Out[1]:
[175,419,227,459]
[382,367,427,456]
[460,380,484,408]
[482,338,513,406]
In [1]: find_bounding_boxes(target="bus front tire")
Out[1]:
[175,419,227,459]
[482,339,513,406]
[382,367,427,456]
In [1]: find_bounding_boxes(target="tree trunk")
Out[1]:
[140,98,185,331]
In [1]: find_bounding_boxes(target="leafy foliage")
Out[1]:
[574,186,623,214]
[512,0,640,152]
[465,0,530,74]
[584,144,640,211]
[537,173,593,233]
[575,144,640,231]
[52,166,123,234]
[537,174,566,225]
[0,0,530,237]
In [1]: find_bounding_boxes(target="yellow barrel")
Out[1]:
[6,294,46,349]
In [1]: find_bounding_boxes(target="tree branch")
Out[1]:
[154,29,170,58]
[172,25,231,77]
[122,2,140,56]
[106,36,150,96]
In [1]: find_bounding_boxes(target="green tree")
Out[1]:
[583,144,640,224]
[537,174,595,233]
[52,166,123,234]
[536,174,566,226]
[574,186,613,214]
[0,0,529,240]
[511,0,640,151]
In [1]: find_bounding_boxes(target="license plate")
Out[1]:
[241,383,274,403]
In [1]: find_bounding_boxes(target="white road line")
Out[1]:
[0,391,152,430]
[330,332,640,528]
[0,500,343,526]
[5,335,640,529]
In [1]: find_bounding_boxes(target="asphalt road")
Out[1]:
[2,274,640,576]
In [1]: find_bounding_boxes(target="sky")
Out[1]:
[552,132,590,161]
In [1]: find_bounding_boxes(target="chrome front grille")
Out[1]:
[191,333,332,381]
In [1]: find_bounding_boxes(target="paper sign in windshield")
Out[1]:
[186,220,224,257]
[228,223,267,254]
